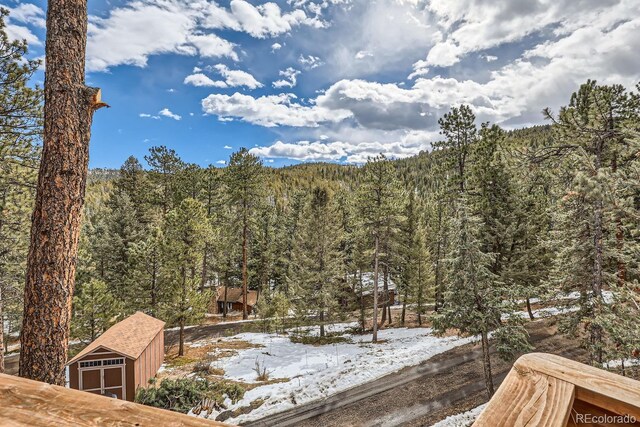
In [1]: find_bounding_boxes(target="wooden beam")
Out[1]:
[473,363,575,426]
[0,373,231,426]
[516,353,640,420]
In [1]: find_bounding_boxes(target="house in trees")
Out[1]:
[67,312,165,401]
[359,272,397,307]
[213,287,258,314]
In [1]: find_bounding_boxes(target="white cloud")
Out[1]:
[188,34,238,60]
[159,108,182,120]
[224,145,233,149]
[228,0,324,38]
[5,24,40,45]
[184,65,262,89]
[184,73,228,87]
[420,0,639,68]
[298,54,323,69]
[213,64,263,89]
[271,42,283,51]
[216,160,227,165]
[355,50,373,60]
[201,92,351,127]
[140,113,161,119]
[84,0,329,72]
[8,3,46,28]
[5,3,45,45]
[250,129,437,163]
[272,67,301,88]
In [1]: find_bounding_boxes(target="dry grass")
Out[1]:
[161,339,265,382]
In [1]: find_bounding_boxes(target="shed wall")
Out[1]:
[132,330,164,399]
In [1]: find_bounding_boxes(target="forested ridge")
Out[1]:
[1,7,639,397]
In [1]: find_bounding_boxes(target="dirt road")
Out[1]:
[244,318,586,427]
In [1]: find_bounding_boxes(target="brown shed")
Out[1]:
[67,312,165,401]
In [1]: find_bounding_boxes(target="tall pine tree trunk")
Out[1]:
[319,311,325,337]
[242,209,248,320]
[178,267,187,357]
[20,0,106,385]
[150,256,158,316]
[0,287,4,374]
[381,261,387,326]
[481,330,495,397]
[200,244,208,293]
[591,142,604,364]
[223,282,229,318]
[526,297,535,320]
[372,235,379,343]
[358,271,365,332]
[401,284,407,326]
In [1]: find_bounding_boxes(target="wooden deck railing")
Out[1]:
[474,353,640,426]
[0,373,232,426]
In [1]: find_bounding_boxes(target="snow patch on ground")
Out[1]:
[197,325,478,424]
[429,403,487,427]
[603,358,640,369]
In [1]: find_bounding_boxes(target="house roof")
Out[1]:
[68,312,165,364]
[217,287,258,306]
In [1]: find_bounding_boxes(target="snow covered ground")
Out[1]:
[429,404,487,427]
[179,302,589,423]
[603,358,640,369]
[191,324,479,424]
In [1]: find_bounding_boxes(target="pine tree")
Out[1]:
[0,8,42,374]
[71,278,120,343]
[128,226,164,315]
[291,186,344,336]
[226,148,264,320]
[433,198,530,397]
[162,198,210,356]
[545,81,640,364]
[145,146,185,216]
[357,155,402,342]
[434,104,477,192]
[397,191,433,325]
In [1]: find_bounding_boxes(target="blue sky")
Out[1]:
[4,0,640,169]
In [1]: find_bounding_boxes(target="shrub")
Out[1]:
[289,334,350,345]
[253,358,271,381]
[135,377,245,414]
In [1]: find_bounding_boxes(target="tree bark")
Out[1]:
[200,244,208,294]
[401,285,407,326]
[381,264,387,326]
[178,267,187,357]
[358,271,365,332]
[526,297,535,321]
[150,255,158,316]
[481,330,495,397]
[242,209,248,320]
[223,283,228,318]
[319,311,325,337]
[372,235,379,343]
[0,287,4,374]
[19,0,106,385]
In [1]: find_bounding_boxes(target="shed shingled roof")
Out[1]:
[67,312,165,364]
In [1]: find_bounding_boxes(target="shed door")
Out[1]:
[103,367,124,399]
[81,369,101,394]
[78,358,125,400]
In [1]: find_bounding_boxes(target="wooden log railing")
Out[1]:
[0,373,233,426]
[474,353,640,426]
